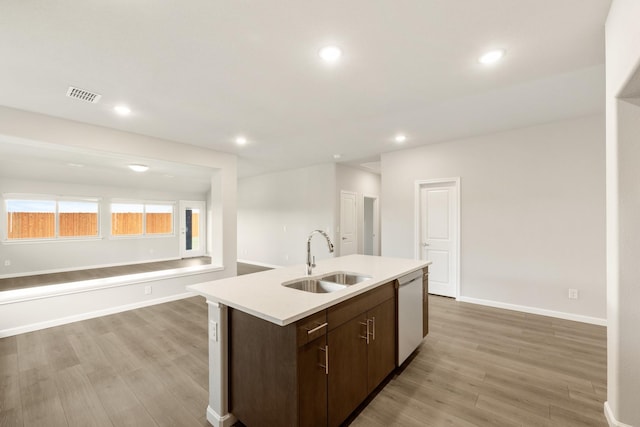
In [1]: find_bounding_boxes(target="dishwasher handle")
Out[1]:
[397,270,423,286]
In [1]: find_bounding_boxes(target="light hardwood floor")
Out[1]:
[0,257,213,292]
[0,295,606,426]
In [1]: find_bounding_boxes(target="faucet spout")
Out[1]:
[306,229,334,275]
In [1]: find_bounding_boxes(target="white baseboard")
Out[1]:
[0,292,195,338]
[206,406,237,427]
[236,259,282,269]
[604,401,635,427]
[457,296,607,326]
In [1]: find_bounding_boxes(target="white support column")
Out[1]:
[205,301,237,427]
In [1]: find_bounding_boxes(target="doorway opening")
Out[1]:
[179,200,206,258]
[363,195,380,256]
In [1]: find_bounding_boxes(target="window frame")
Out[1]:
[2,194,102,243]
[109,199,175,238]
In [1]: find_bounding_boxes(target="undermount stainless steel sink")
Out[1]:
[283,279,347,293]
[318,271,371,285]
[283,271,371,293]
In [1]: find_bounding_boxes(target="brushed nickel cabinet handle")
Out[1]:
[372,317,376,341]
[307,322,328,335]
[319,345,329,375]
[359,321,369,344]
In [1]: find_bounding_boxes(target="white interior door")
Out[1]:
[340,191,357,256]
[416,179,459,298]
[179,200,205,258]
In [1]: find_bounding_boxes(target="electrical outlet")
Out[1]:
[3,260,10,267]
[209,321,218,341]
[144,285,152,295]
[568,288,579,300]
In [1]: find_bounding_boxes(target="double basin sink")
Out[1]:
[283,271,371,294]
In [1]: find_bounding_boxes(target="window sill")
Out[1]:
[1,236,104,245]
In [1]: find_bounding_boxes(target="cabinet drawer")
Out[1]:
[297,310,328,347]
[327,282,395,330]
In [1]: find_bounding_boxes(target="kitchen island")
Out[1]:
[188,254,430,427]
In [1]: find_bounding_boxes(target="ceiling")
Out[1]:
[0,0,611,186]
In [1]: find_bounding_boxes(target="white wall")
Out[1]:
[381,115,606,322]
[335,165,381,255]
[0,177,206,277]
[0,106,237,274]
[0,106,237,334]
[605,1,640,425]
[237,163,381,267]
[237,163,337,267]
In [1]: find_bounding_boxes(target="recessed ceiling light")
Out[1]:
[394,134,407,143]
[114,105,131,115]
[235,136,247,146]
[319,46,342,63]
[128,164,149,172]
[479,49,505,65]
[333,154,342,159]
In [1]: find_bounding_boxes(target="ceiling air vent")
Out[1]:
[66,86,102,104]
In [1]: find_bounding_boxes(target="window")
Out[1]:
[6,200,55,239]
[111,202,173,236]
[146,204,173,235]
[5,197,99,240]
[111,203,143,235]
[59,201,99,237]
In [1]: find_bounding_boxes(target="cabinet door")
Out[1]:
[423,269,429,337]
[367,298,396,394]
[298,335,328,427]
[328,315,368,427]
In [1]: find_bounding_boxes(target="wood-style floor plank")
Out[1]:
[355,296,607,427]
[0,257,213,292]
[0,292,607,426]
[53,365,112,427]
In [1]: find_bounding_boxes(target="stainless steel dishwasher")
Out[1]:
[397,269,424,365]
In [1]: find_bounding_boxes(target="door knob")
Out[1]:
[423,243,429,247]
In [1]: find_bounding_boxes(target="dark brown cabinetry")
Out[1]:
[229,308,328,426]
[298,334,328,426]
[423,267,429,337]
[327,282,396,426]
[229,282,396,427]
[367,297,396,393]
[327,314,368,426]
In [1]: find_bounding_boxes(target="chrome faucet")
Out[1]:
[306,229,334,275]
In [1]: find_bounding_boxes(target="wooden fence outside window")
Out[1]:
[8,212,174,239]
[7,212,99,239]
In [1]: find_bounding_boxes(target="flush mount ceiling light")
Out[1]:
[333,154,342,159]
[479,49,506,65]
[128,164,149,172]
[319,46,342,63]
[394,134,407,143]
[67,162,85,168]
[235,136,247,146]
[114,105,131,115]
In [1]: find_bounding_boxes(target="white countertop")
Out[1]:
[187,254,431,326]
